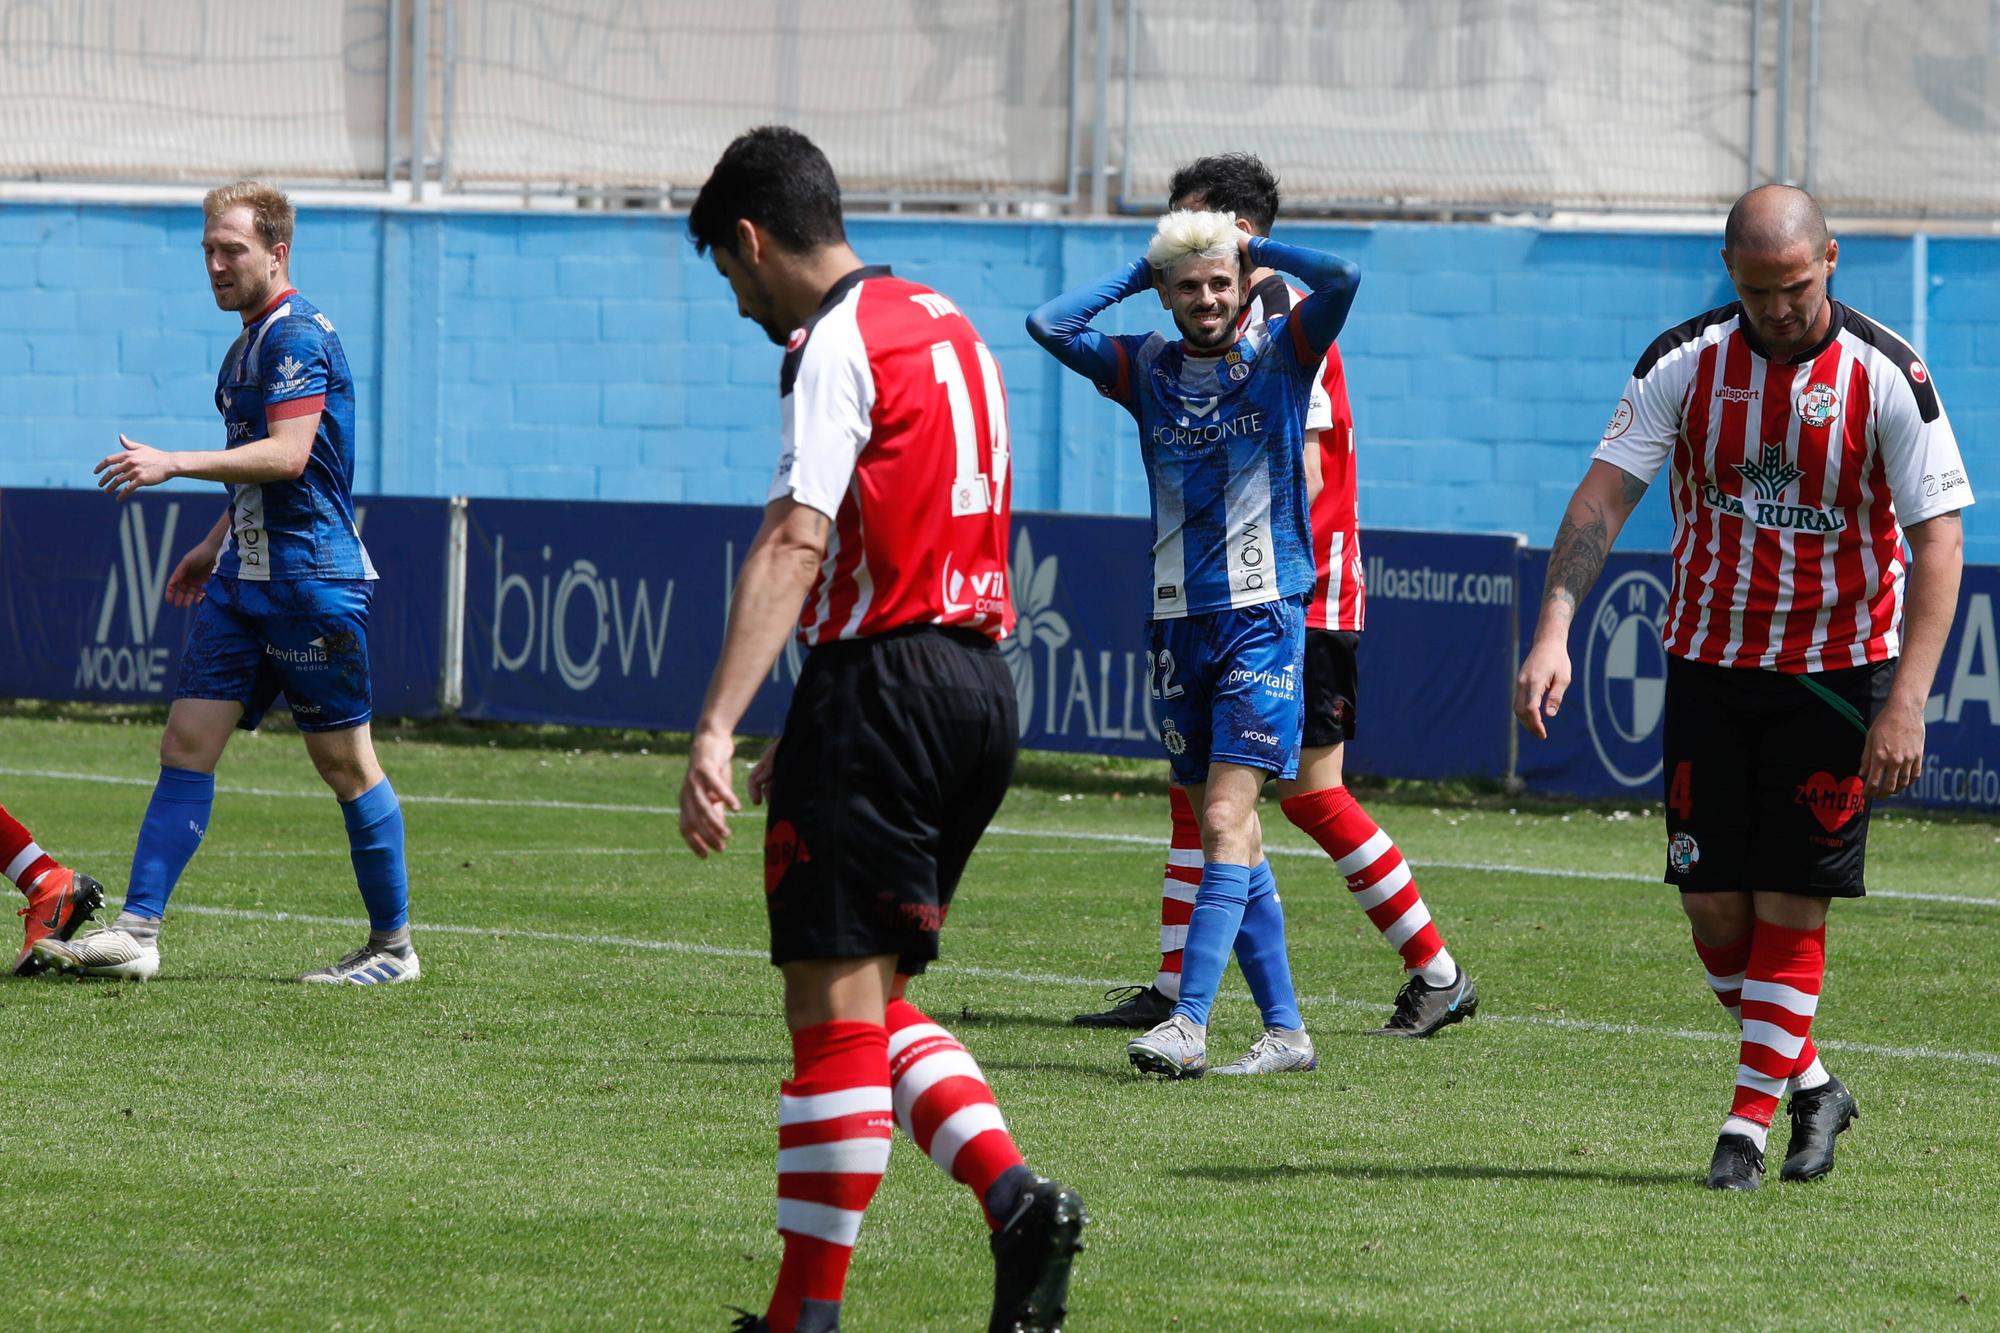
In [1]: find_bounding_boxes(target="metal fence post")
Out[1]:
[411,0,430,201]
[1775,0,1792,183]
[384,0,402,189]
[1066,0,1081,204]
[1803,0,1820,194]
[1747,0,1761,190]
[439,0,456,194]
[1090,0,1111,214]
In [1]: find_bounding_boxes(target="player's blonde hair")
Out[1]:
[1145,208,1240,273]
[202,180,295,251]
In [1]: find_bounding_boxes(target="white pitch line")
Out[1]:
[9,765,1994,908]
[143,901,2000,1069]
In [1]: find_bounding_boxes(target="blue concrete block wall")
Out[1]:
[1,201,1993,563]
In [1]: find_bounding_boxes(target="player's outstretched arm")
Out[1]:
[1513,460,1650,738]
[1025,259,1153,390]
[1248,235,1361,359]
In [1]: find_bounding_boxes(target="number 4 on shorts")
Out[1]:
[1668,761,1693,820]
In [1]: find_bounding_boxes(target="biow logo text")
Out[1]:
[491,536,676,692]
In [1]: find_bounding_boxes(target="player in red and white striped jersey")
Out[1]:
[1517,185,1973,1190]
[1073,154,1475,1042]
[676,127,1082,1333]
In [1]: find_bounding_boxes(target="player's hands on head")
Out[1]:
[678,729,742,857]
[747,738,781,806]
[1512,639,1573,740]
[94,435,178,500]
[1859,698,1924,799]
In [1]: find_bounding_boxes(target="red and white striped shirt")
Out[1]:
[1241,277,1363,632]
[1594,301,1974,672]
[772,267,1014,646]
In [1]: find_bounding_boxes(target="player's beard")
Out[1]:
[742,270,790,346]
[1174,301,1237,353]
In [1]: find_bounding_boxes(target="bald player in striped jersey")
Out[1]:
[1029,210,1359,1078]
[1517,184,1973,1189]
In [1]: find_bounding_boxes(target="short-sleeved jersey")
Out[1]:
[1242,276,1364,632]
[769,267,1013,645]
[1593,300,1973,672]
[213,289,374,582]
[1097,310,1322,619]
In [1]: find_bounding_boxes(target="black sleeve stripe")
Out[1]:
[1632,303,1740,379]
[1249,274,1293,321]
[1838,305,1940,424]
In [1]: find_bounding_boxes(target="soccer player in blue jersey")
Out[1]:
[1028,211,1359,1076]
[36,181,414,985]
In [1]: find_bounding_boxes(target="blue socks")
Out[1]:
[1171,863,1252,1027]
[1235,860,1303,1030]
[123,766,215,919]
[341,778,410,933]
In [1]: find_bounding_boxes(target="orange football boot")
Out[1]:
[14,867,107,977]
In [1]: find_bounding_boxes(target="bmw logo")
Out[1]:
[1583,570,1669,788]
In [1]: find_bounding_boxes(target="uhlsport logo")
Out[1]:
[77,500,181,694]
[1582,569,1669,788]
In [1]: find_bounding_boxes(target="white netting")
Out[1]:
[442,0,1073,195]
[0,0,387,181]
[1119,0,1756,212]
[1808,0,2000,216]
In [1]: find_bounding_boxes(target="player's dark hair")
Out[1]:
[1167,153,1282,234]
[687,126,847,258]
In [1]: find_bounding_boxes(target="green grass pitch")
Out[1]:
[1,707,1995,1330]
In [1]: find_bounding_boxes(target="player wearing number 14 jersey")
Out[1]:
[676,127,1083,1333]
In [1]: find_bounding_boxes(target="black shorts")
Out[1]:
[1660,654,1894,898]
[764,626,1018,974]
[1301,629,1360,748]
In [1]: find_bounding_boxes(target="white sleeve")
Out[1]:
[768,309,876,518]
[1875,370,1975,525]
[1591,343,1693,485]
[1304,363,1334,433]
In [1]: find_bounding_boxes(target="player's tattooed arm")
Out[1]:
[1541,460,1649,614]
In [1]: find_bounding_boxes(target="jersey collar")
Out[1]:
[247,286,298,326]
[814,265,890,318]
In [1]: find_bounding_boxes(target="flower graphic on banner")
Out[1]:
[998,526,1067,735]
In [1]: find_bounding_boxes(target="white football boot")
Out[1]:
[299,942,421,986]
[31,925,160,982]
[1127,1013,1208,1078]
[1211,1026,1318,1076]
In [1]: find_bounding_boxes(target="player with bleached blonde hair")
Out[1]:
[1027,210,1360,1078]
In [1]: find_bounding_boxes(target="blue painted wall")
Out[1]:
[1,202,1993,562]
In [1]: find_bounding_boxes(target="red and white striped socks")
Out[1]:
[1154,787,1203,1000]
[1280,786,1454,985]
[768,1021,893,1333]
[886,998,1026,1228]
[0,803,59,897]
[1723,922,1828,1151]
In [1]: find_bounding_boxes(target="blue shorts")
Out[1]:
[175,576,374,732]
[1148,596,1306,786]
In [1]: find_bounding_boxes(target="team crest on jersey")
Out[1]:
[1796,382,1839,428]
[1582,569,1668,789]
[1160,717,1188,756]
[1667,832,1700,874]
[1228,362,1249,382]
